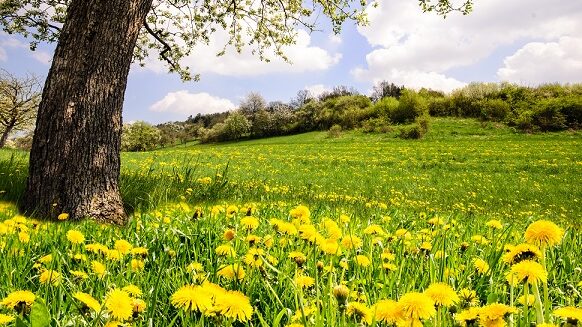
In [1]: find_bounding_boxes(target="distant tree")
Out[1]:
[0,70,41,148]
[240,92,267,117]
[290,90,313,109]
[121,121,161,152]
[371,81,404,101]
[319,85,359,101]
[221,111,251,140]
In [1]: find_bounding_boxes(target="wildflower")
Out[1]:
[486,219,503,229]
[171,285,212,313]
[66,230,85,244]
[397,292,436,324]
[215,244,236,257]
[214,290,253,322]
[217,264,245,280]
[474,258,490,274]
[122,285,143,297]
[131,247,148,257]
[363,224,386,236]
[223,229,236,241]
[333,285,350,305]
[517,294,535,306]
[18,231,30,243]
[290,205,310,223]
[322,219,342,239]
[553,307,582,325]
[294,275,315,289]
[130,259,145,271]
[104,289,133,321]
[524,220,564,248]
[240,216,259,230]
[458,288,479,308]
[39,269,61,286]
[91,261,107,278]
[186,262,204,273]
[114,240,133,255]
[319,239,341,255]
[244,248,265,268]
[455,307,480,326]
[424,283,459,307]
[506,260,547,285]
[38,254,53,264]
[346,302,372,324]
[341,235,363,249]
[374,299,402,324]
[479,303,516,327]
[133,298,146,315]
[0,314,15,324]
[503,243,542,264]
[0,290,36,313]
[471,235,490,245]
[57,213,69,221]
[73,292,101,312]
[355,255,371,267]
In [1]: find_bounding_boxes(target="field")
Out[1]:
[0,118,581,326]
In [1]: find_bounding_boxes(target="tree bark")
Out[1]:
[0,122,14,148]
[22,0,153,223]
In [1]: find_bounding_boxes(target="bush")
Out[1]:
[478,99,511,122]
[361,117,392,133]
[121,121,161,152]
[428,97,454,117]
[531,100,567,131]
[199,112,251,143]
[390,90,428,124]
[416,115,430,134]
[398,125,424,139]
[370,97,399,118]
[327,124,342,138]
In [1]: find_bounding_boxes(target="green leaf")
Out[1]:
[272,308,292,327]
[15,316,27,327]
[30,298,51,327]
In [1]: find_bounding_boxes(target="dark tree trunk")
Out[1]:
[22,0,153,223]
[0,120,15,148]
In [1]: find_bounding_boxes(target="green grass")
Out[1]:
[0,117,580,326]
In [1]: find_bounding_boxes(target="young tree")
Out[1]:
[1,0,471,223]
[0,69,41,148]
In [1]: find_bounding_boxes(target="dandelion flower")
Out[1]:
[506,260,547,285]
[524,220,564,248]
[171,285,212,313]
[486,219,503,229]
[553,307,582,325]
[424,283,460,307]
[122,285,143,297]
[104,289,133,321]
[73,292,101,312]
[355,255,371,267]
[455,307,480,326]
[217,264,245,280]
[458,288,479,308]
[346,302,372,324]
[214,290,253,322]
[0,290,36,311]
[114,240,133,255]
[0,314,15,324]
[240,217,259,230]
[374,299,402,324]
[398,292,436,323]
[215,244,236,257]
[333,285,350,304]
[91,261,107,279]
[502,243,542,264]
[39,269,62,286]
[66,230,85,244]
[57,213,69,220]
[294,275,315,289]
[479,303,516,327]
[341,235,363,249]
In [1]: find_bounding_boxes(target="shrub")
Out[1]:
[478,99,511,122]
[370,97,399,118]
[220,111,251,140]
[428,97,454,117]
[531,100,567,131]
[361,117,392,133]
[327,124,342,138]
[388,90,428,124]
[121,121,161,152]
[416,115,430,134]
[398,125,424,139]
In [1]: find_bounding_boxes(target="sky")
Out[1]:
[1,0,581,124]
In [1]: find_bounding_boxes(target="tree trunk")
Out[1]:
[21,0,153,223]
[0,121,15,148]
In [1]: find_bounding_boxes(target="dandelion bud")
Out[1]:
[333,285,349,305]
[223,229,236,241]
[294,256,306,267]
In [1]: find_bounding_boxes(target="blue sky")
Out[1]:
[1,0,581,124]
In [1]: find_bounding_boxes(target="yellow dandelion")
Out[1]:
[39,269,61,286]
[223,229,236,241]
[506,260,547,285]
[104,289,133,321]
[0,290,36,311]
[122,285,143,297]
[70,270,89,280]
[346,302,372,324]
[374,299,402,324]
[130,259,145,271]
[132,298,146,314]
[479,303,516,327]
[214,290,253,322]
[424,283,460,307]
[240,216,259,230]
[294,275,315,289]
[455,307,480,326]
[474,258,490,274]
[66,230,85,244]
[215,244,236,257]
[0,314,15,324]
[486,219,503,229]
[553,307,582,325]
[217,264,245,280]
[398,292,436,323]
[57,213,69,220]
[171,285,212,312]
[341,235,363,249]
[524,220,564,248]
[355,255,371,267]
[73,292,101,312]
[502,243,542,264]
[114,240,133,255]
[91,261,107,279]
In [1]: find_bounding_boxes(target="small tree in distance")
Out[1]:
[0,69,41,148]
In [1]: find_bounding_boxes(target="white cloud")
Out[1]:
[31,51,52,65]
[353,0,582,90]
[139,29,341,77]
[328,33,342,45]
[304,84,331,98]
[150,91,236,116]
[497,36,582,84]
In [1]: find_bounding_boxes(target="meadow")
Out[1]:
[0,118,581,326]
